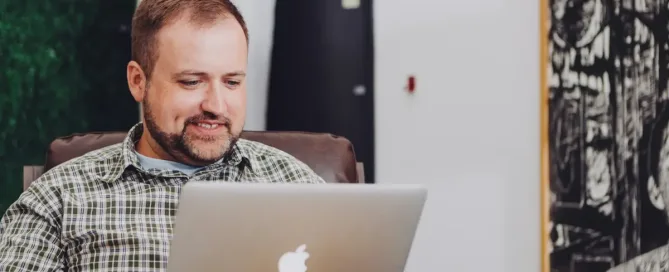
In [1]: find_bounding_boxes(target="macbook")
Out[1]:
[166,182,428,272]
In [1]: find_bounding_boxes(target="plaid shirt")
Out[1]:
[0,123,324,271]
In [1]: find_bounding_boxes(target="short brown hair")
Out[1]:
[131,0,249,79]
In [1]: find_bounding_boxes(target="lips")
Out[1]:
[195,122,222,129]
[185,120,230,139]
[185,114,232,137]
[190,121,228,131]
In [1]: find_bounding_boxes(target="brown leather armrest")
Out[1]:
[23,166,44,190]
[356,162,365,183]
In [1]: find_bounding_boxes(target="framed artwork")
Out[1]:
[541,0,669,271]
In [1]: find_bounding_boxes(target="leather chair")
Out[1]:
[23,131,365,190]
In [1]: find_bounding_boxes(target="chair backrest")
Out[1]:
[43,130,361,183]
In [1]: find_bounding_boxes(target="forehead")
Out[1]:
[154,14,248,72]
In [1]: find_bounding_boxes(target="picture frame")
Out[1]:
[541,1,669,271]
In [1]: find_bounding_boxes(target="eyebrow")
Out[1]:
[224,71,246,77]
[172,70,246,79]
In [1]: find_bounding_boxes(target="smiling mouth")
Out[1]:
[186,121,230,138]
[196,123,221,129]
[185,114,232,135]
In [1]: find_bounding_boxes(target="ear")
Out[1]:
[127,60,147,102]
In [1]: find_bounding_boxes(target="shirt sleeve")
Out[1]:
[293,159,327,184]
[309,168,327,184]
[0,183,64,272]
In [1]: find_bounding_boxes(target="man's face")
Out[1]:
[141,15,248,166]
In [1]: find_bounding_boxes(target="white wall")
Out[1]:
[237,0,541,270]
[232,0,276,130]
[373,0,541,271]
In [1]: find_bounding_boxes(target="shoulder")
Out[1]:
[9,143,124,222]
[31,143,124,190]
[236,139,325,183]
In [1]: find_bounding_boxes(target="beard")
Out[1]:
[141,97,239,166]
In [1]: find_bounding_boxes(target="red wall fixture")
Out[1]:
[406,75,416,93]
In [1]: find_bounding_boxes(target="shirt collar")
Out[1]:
[100,123,252,182]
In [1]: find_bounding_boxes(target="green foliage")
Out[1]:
[0,0,138,215]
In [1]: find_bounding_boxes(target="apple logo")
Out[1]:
[278,244,310,272]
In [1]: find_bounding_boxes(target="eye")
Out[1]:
[226,80,241,88]
[178,80,202,89]
[179,80,200,86]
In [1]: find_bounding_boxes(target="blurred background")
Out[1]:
[0,0,140,212]
[0,0,539,271]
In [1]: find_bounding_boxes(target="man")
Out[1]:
[0,0,325,271]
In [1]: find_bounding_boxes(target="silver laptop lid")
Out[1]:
[166,182,427,272]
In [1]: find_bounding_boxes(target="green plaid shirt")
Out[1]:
[0,123,324,271]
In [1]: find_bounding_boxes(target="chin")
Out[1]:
[187,140,231,161]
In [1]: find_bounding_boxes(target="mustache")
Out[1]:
[185,113,232,129]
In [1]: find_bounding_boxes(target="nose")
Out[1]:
[201,83,228,116]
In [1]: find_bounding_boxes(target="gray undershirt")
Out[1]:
[135,151,205,176]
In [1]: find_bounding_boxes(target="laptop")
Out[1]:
[166,182,428,272]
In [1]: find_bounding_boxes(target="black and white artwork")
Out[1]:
[547,0,669,271]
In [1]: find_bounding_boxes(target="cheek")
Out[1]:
[228,90,246,118]
[153,88,202,130]
[171,95,203,121]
